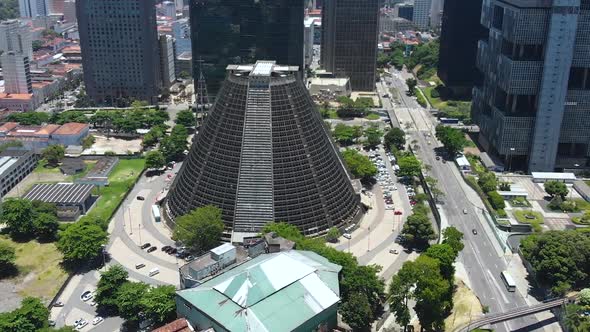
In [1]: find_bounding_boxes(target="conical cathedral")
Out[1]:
[166,61,360,241]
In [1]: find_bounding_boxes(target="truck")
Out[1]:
[152,205,161,222]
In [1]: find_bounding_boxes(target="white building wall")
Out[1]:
[304,18,314,67]
[63,0,76,23]
[0,20,33,60]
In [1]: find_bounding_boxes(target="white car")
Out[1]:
[385,204,395,210]
[92,316,104,325]
[343,233,352,239]
[76,319,88,330]
[463,209,468,214]
[89,300,96,306]
[80,291,93,302]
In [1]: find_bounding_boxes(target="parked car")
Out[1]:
[80,291,93,302]
[161,245,171,252]
[75,319,88,330]
[53,301,65,307]
[185,255,195,262]
[343,233,352,239]
[135,263,146,269]
[167,248,177,255]
[147,246,157,253]
[92,316,104,325]
[140,243,151,249]
[48,320,56,326]
[394,210,403,215]
[463,208,468,214]
[136,196,145,201]
[472,229,478,235]
[389,249,399,254]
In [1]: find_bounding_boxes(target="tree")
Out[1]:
[56,218,108,266]
[499,182,511,191]
[0,0,19,21]
[388,264,414,332]
[333,124,358,145]
[95,265,129,314]
[402,212,436,248]
[82,135,95,149]
[31,201,57,216]
[406,78,417,95]
[579,288,590,306]
[116,281,149,321]
[140,285,177,325]
[173,205,224,254]
[478,172,497,193]
[340,292,373,332]
[0,241,16,277]
[384,127,406,150]
[178,71,191,79]
[442,226,464,255]
[412,256,452,331]
[340,264,385,318]
[145,150,166,170]
[175,109,196,128]
[16,297,49,330]
[564,304,590,332]
[425,244,457,280]
[544,180,569,199]
[161,124,189,161]
[342,149,378,180]
[42,145,65,167]
[397,155,422,178]
[325,227,340,243]
[435,125,466,157]
[487,191,505,210]
[363,126,383,148]
[1,198,35,239]
[33,213,59,242]
[521,230,590,294]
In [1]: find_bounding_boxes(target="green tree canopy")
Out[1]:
[342,149,377,180]
[95,265,129,314]
[161,124,189,161]
[402,212,436,248]
[175,109,196,128]
[521,230,590,294]
[363,126,383,148]
[6,112,50,125]
[435,125,466,157]
[0,296,50,331]
[145,150,166,170]
[412,255,452,331]
[406,78,417,95]
[340,292,373,331]
[42,145,65,167]
[332,124,359,145]
[487,191,506,210]
[425,244,457,280]
[140,285,177,325]
[544,180,569,199]
[1,198,35,239]
[33,213,59,242]
[477,172,497,193]
[172,205,224,254]
[325,227,340,243]
[442,226,464,255]
[56,218,108,266]
[397,155,422,178]
[116,281,149,321]
[384,127,406,150]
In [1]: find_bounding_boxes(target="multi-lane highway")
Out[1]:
[380,68,554,331]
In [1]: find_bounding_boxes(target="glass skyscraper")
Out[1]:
[189,0,304,99]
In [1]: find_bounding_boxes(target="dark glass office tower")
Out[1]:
[166,61,361,241]
[77,0,161,104]
[321,0,379,91]
[437,0,486,97]
[189,0,304,99]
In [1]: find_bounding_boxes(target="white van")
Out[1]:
[343,233,352,239]
[148,268,160,277]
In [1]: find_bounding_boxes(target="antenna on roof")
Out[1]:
[195,57,211,124]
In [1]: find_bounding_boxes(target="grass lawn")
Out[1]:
[424,86,448,109]
[82,158,145,223]
[510,197,531,207]
[0,235,67,302]
[513,210,544,224]
[34,159,62,174]
[365,113,380,120]
[574,199,590,211]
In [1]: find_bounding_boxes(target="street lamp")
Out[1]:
[508,147,515,172]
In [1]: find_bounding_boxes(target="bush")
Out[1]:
[560,200,579,212]
[487,191,505,210]
[430,88,440,98]
[548,196,564,210]
[496,209,508,218]
[416,89,427,107]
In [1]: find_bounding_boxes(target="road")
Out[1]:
[380,68,553,332]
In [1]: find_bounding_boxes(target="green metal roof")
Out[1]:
[177,250,342,332]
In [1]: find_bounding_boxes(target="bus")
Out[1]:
[500,271,516,292]
[440,117,460,124]
[152,205,161,223]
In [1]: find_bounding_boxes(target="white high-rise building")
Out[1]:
[19,0,48,18]
[0,20,33,60]
[304,17,315,67]
[412,0,432,30]
[1,52,33,94]
[162,1,176,18]
[159,35,176,89]
[63,0,76,23]
[429,0,444,31]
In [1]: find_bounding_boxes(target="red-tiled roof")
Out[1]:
[0,93,34,101]
[151,318,191,332]
[52,122,88,136]
[0,122,18,132]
